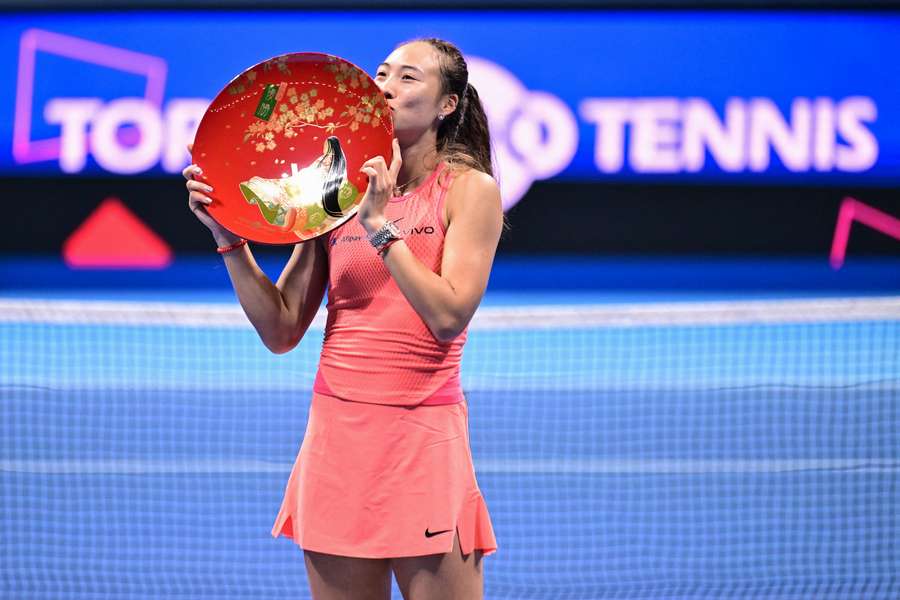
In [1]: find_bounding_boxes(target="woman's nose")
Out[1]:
[378,79,396,99]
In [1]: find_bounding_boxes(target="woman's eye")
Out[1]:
[375,72,386,78]
[402,75,416,80]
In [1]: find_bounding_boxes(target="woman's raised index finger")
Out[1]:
[388,139,402,180]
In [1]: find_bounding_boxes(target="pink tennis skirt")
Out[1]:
[270,391,498,559]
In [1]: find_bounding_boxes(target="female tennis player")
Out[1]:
[185,38,501,599]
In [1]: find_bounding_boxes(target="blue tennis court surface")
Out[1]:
[2,258,898,599]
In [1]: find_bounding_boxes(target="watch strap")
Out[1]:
[368,219,403,251]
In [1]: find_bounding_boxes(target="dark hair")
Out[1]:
[317,136,347,217]
[405,38,493,177]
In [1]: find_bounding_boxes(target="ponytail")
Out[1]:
[440,83,492,177]
[409,38,494,177]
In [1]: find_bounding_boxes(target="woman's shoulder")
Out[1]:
[442,164,502,222]
[441,164,499,198]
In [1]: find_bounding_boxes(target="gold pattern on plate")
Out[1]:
[241,80,386,154]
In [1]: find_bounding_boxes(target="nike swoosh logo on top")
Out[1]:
[424,528,453,538]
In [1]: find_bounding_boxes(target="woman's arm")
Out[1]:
[219,236,328,354]
[376,169,503,342]
[186,159,328,354]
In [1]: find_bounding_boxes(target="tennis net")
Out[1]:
[1,296,898,599]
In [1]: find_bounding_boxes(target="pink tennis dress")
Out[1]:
[270,163,498,558]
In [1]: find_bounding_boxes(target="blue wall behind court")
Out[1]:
[2,10,900,189]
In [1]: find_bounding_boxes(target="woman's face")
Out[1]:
[375,42,454,143]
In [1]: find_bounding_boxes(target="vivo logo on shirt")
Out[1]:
[399,226,436,236]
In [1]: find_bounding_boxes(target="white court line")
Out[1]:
[475,458,900,474]
[0,296,898,329]
[5,379,897,393]
[3,458,899,475]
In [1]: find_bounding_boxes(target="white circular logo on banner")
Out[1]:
[466,56,578,211]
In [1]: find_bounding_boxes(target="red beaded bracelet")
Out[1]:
[216,238,248,254]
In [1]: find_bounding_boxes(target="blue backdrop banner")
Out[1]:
[2,11,899,209]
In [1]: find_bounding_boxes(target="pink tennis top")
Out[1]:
[313,162,466,407]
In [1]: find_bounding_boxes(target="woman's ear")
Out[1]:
[443,93,459,116]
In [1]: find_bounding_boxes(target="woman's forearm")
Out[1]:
[380,241,469,342]
[215,238,294,352]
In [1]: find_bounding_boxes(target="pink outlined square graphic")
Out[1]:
[13,28,168,164]
[830,197,900,269]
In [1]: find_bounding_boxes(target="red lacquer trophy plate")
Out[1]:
[192,52,394,244]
